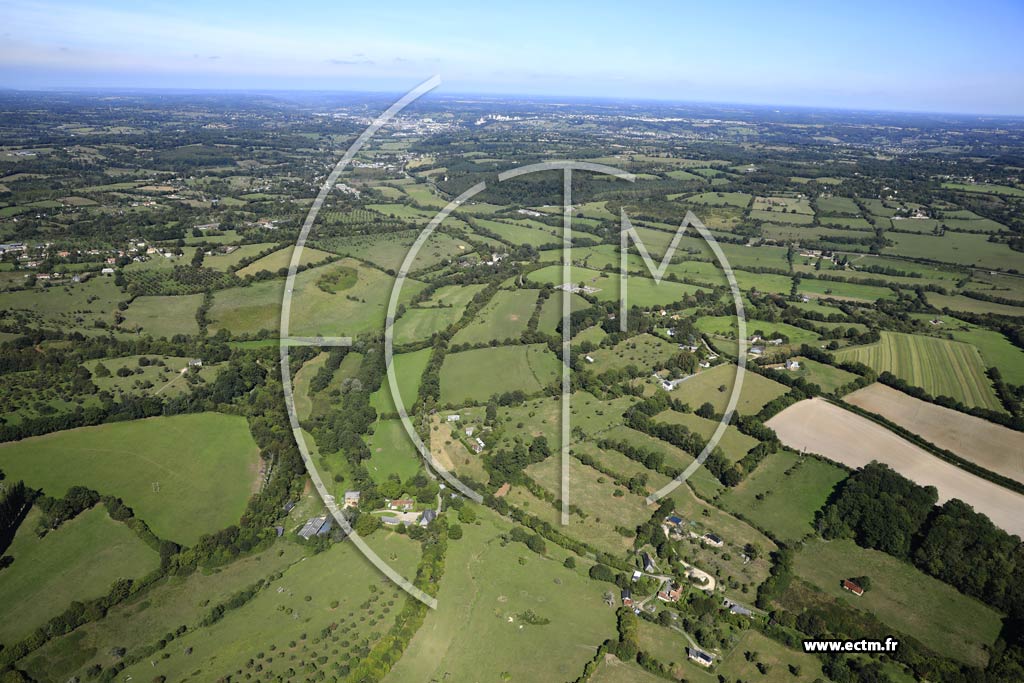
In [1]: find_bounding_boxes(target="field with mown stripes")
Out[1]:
[835,331,1001,411]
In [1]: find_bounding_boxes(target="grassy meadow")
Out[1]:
[0,506,160,644]
[0,413,260,545]
[794,538,1003,667]
[439,344,560,405]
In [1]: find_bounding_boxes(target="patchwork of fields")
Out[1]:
[3,92,1024,683]
[766,398,1024,536]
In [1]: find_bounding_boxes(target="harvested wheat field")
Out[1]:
[767,398,1024,537]
[845,383,1024,484]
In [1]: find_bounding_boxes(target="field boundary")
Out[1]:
[833,399,1024,496]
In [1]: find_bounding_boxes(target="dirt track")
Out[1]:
[845,383,1024,484]
[767,398,1024,537]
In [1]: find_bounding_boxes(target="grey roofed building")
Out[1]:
[687,647,714,666]
[381,516,402,526]
[419,509,437,526]
[723,598,753,617]
[641,551,656,572]
[298,515,329,539]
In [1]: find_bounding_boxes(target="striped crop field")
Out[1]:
[835,331,1002,411]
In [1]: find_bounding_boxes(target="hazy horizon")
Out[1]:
[2,0,1023,116]
[3,83,1023,121]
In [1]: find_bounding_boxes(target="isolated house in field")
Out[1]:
[447,414,460,422]
[687,648,714,667]
[631,570,642,583]
[472,437,485,453]
[785,359,801,371]
[344,491,361,508]
[660,377,687,392]
[749,346,765,356]
[585,355,595,363]
[620,588,633,607]
[188,358,203,368]
[842,579,865,596]
[419,509,437,526]
[703,533,724,547]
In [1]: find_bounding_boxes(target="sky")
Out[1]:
[1,0,1023,115]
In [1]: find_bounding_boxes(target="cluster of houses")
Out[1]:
[446,414,486,453]
[797,248,840,267]
[1,238,194,281]
[661,515,724,548]
[748,333,787,357]
[294,492,439,537]
[619,518,763,671]
[555,282,600,295]
[379,498,437,527]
